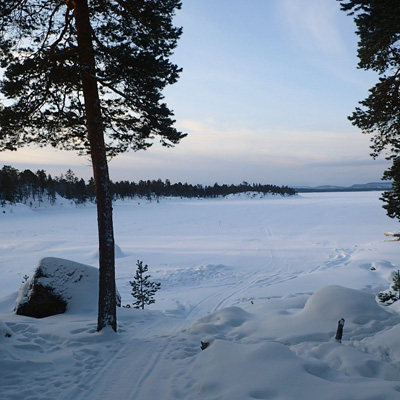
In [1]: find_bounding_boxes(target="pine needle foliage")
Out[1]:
[378,270,400,304]
[0,0,186,155]
[338,0,400,220]
[129,260,161,309]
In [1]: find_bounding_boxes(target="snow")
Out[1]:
[2,191,400,399]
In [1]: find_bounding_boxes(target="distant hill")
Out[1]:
[295,182,392,193]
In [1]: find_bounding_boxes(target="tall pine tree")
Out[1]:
[0,0,185,332]
[338,1,400,219]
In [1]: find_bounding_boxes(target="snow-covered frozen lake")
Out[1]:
[2,191,400,399]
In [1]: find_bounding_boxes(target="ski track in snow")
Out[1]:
[66,246,363,400]
[68,325,170,399]
[76,273,273,399]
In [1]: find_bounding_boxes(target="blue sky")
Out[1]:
[1,0,389,186]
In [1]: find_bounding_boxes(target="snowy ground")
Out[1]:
[1,191,400,399]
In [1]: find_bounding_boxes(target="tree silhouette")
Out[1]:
[0,0,185,332]
[129,260,161,309]
[338,0,400,219]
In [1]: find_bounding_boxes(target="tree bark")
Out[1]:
[73,0,117,332]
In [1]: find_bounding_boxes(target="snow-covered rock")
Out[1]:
[15,257,120,317]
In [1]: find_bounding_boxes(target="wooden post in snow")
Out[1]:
[335,318,345,343]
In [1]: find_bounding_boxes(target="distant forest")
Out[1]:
[0,165,296,205]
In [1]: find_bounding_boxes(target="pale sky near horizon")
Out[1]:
[0,0,390,187]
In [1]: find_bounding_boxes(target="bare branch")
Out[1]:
[49,6,74,53]
[93,74,150,112]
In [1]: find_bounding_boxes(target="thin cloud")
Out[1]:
[279,0,345,56]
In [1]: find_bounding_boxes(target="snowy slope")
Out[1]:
[1,192,400,399]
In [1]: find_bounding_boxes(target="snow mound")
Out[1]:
[300,285,390,324]
[180,332,400,400]
[190,286,393,347]
[370,260,399,280]
[176,286,400,399]
[91,243,126,259]
[190,306,253,341]
[114,243,126,258]
[268,285,392,343]
[0,321,12,339]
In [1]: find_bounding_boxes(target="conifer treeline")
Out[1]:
[0,165,92,205]
[0,165,296,205]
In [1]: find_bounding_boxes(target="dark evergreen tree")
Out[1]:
[338,1,400,219]
[64,169,79,201]
[86,177,96,202]
[381,157,400,219]
[0,165,20,204]
[0,1,185,332]
[20,169,38,203]
[76,178,87,203]
[36,170,47,196]
[129,260,161,309]
[54,174,68,199]
[46,174,57,205]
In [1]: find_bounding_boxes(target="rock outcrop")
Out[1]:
[15,257,120,318]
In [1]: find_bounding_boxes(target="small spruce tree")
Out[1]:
[378,270,400,304]
[129,260,161,309]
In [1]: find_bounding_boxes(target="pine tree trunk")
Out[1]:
[73,0,117,332]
